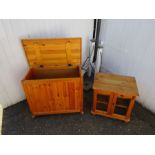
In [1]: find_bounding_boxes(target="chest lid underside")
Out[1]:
[22,38,82,67]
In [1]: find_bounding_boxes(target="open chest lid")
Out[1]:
[22,38,82,67]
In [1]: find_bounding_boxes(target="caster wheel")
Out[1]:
[91,111,96,116]
[32,115,36,118]
[124,119,130,123]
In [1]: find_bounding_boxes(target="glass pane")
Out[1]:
[114,97,130,115]
[96,94,110,112]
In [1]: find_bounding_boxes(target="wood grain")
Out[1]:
[22,66,83,115]
[92,73,139,122]
[93,72,139,96]
[22,38,82,67]
[22,38,83,116]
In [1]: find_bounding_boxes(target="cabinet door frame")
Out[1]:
[111,93,136,122]
[93,89,114,114]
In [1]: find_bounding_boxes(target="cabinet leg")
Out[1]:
[93,90,97,112]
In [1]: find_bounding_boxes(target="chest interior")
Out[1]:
[24,66,80,80]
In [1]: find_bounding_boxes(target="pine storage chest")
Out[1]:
[21,38,83,116]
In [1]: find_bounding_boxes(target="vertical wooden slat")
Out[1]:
[54,81,58,110]
[68,81,75,110]
[58,81,64,110]
[75,80,79,110]
[43,82,52,111]
[49,82,56,111]
[63,81,70,110]
[40,83,48,111]
[31,82,39,112]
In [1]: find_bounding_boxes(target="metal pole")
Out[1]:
[93,19,97,39]
[93,19,101,62]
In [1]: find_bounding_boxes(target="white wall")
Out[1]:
[0,19,93,108]
[100,19,155,113]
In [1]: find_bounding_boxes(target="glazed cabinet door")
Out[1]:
[93,90,114,114]
[110,94,136,121]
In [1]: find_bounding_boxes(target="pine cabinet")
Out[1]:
[92,73,139,122]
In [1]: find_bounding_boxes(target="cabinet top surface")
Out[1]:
[93,73,139,96]
[22,38,82,67]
